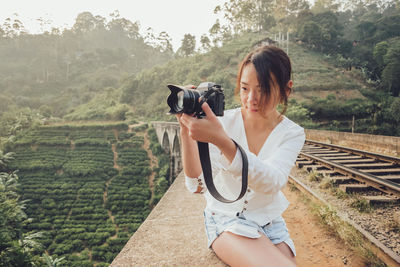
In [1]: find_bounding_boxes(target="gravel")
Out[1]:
[291,167,400,257]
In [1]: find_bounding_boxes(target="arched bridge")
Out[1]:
[151,122,182,182]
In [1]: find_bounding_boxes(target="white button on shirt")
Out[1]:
[185,108,305,226]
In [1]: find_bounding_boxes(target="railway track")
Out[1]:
[296,140,400,204]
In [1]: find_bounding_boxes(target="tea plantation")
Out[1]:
[9,123,168,266]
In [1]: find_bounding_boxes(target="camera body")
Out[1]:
[167,82,225,117]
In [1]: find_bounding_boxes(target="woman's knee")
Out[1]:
[212,231,296,267]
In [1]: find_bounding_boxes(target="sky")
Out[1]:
[0,0,226,50]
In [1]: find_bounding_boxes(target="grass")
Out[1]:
[350,197,372,213]
[319,177,335,189]
[307,170,324,182]
[296,190,386,267]
[289,42,371,103]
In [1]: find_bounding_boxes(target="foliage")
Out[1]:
[177,34,196,57]
[148,127,170,206]
[298,11,344,53]
[382,39,400,96]
[6,124,156,266]
[0,152,43,266]
[0,11,173,123]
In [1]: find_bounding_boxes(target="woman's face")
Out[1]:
[240,63,279,119]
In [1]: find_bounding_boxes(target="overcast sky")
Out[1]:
[0,0,226,50]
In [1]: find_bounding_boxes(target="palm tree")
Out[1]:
[0,149,15,171]
[43,254,65,267]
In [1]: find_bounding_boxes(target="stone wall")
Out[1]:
[305,129,400,157]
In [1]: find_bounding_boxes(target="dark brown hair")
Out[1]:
[235,45,292,115]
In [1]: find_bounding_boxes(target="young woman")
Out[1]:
[177,45,305,266]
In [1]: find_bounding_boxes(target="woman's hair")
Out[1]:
[235,45,292,115]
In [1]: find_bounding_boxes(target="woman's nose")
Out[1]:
[248,90,258,103]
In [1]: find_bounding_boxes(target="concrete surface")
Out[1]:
[110,172,225,266]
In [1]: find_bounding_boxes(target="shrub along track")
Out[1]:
[293,140,400,266]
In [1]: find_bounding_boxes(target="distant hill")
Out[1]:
[67,32,371,123]
[0,12,173,118]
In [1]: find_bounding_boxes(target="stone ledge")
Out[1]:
[110,171,225,266]
[305,129,400,156]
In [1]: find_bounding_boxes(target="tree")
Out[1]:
[144,27,157,47]
[299,21,322,49]
[373,41,389,74]
[156,31,173,53]
[311,0,341,14]
[382,40,400,96]
[178,34,196,57]
[0,150,15,171]
[209,19,223,47]
[72,12,97,33]
[356,21,377,41]
[43,253,65,267]
[199,34,211,53]
[0,168,43,266]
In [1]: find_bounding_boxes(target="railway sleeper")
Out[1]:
[343,163,395,169]
[361,168,400,175]
[329,176,354,184]
[296,160,313,168]
[318,170,345,177]
[303,165,330,172]
[361,195,400,205]
[377,175,400,183]
[339,184,378,193]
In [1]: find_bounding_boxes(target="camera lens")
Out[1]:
[177,91,184,110]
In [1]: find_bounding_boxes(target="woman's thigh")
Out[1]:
[212,231,296,267]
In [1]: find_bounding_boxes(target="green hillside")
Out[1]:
[85,32,371,128]
[7,123,169,266]
[289,43,368,101]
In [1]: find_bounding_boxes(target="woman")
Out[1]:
[177,45,305,266]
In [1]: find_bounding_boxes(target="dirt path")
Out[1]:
[282,185,366,266]
[135,130,158,202]
[111,144,121,170]
[101,144,121,239]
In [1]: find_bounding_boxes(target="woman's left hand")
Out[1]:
[179,102,227,146]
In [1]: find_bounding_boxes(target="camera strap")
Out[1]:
[197,139,248,203]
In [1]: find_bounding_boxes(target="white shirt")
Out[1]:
[185,108,305,226]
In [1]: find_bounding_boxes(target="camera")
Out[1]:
[167,82,225,118]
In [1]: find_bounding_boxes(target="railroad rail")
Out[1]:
[296,140,400,204]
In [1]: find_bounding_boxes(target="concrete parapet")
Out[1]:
[111,171,225,266]
[305,129,400,156]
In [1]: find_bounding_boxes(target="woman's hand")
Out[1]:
[176,113,189,135]
[179,102,227,146]
[180,102,237,163]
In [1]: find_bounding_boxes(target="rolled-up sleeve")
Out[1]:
[221,129,305,194]
[185,173,206,193]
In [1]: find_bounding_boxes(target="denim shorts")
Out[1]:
[203,209,296,256]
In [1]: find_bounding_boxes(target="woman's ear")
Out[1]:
[286,80,293,97]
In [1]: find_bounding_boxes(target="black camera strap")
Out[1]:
[197,139,248,203]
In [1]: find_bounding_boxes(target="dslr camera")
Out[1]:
[167,82,225,118]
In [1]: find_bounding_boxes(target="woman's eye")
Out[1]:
[241,87,247,91]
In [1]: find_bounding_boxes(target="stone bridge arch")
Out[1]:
[152,122,181,183]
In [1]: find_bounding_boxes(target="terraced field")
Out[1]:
[10,123,167,267]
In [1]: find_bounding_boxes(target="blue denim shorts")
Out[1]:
[203,209,296,256]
